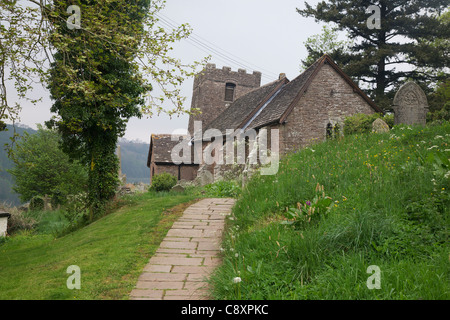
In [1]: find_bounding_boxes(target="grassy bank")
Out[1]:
[210,122,449,299]
[0,192,197,299]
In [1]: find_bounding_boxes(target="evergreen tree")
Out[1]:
[298,0,450,110]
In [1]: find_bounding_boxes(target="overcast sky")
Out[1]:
[11,0,327,143]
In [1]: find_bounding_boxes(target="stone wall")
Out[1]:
[188,64,262,134]
[149,163,198,184]
[280,63,376,154]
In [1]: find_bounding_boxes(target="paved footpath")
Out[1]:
[130,198,236,300]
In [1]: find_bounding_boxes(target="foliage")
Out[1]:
[282,183,332,229]
[343,113,393,135]
[0,1,46,131]
[211,122,450,300]
[202,180,242,198]
[150,173,177,192]
[427,79,450,121]
[7,125,88,204]
[1,125,37,206]
[298,1,449,108]
[300,25,352,72]
[6,207,37,235]
[29,196,44,211]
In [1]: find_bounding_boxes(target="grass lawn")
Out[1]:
[0,192,198,300]
[210,122,450,300]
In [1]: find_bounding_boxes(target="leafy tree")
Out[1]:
[0,1,47,132]
[301,26,352,71]
[2,0,205,218]
[298,0,450,110]
[8,125,88,205]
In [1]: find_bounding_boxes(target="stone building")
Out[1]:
[147,54,382,184]
[147,134,198,184]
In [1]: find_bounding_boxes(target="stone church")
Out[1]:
[147,54,383,184]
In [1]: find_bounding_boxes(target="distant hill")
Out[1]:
[0,124,37,206]
[0,124,150,206]
[118,138,150,184]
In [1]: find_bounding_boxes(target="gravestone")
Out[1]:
[372,118,390,133]
[393,82,429,125]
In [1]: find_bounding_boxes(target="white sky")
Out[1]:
[10,0,328,143]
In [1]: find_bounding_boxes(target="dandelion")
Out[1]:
[233,277,242,284]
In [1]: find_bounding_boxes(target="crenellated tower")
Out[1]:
[188,64,262,135]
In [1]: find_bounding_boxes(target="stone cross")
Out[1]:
[393,81,429,126]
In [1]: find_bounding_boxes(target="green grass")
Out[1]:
[0,191,197,300]
[210,122,450,300]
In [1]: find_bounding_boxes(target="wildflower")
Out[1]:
[233,277,242,284]
[305,201,311,206]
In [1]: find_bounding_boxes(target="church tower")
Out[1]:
[188,63,262,135]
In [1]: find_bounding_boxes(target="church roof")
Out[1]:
[147,134,192,167]
[205,77,287,133]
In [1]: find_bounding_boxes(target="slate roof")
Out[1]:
[205,77,287,133]
[147,134,195,166]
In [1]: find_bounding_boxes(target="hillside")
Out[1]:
[211,122,449,299]
[0,125,37,206]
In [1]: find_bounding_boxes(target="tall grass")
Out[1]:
[210,122,450,300]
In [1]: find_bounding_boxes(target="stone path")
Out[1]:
[130,198,236,300]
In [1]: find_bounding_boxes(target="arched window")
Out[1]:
[225,83,236,102]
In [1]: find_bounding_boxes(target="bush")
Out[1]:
[427,102,450,123]
[344,113,393,135]
[6,208,37,235]
[150,173,177,192]
[202,180,241,198]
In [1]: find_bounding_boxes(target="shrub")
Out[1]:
[150,173,177,192]
[344,113,392,135]
[6,208,37,235]
[203,180,241,198]
[427,102,450,123]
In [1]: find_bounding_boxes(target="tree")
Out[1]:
[300,25,352,71]
[298,0,450,110]
[8,125,88,205]
[2,0,206,218]
[0,1,48,132]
